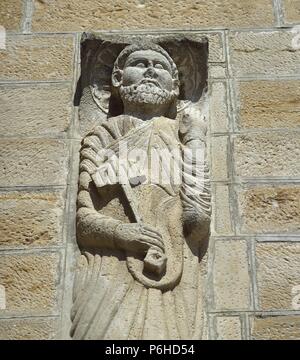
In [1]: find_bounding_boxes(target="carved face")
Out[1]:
[122,49,174,92]
[113,49,178,107]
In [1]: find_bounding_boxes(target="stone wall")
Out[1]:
[0,0,299,340]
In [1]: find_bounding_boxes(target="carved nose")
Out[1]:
[144,66,157,78]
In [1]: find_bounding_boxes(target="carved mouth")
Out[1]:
[139,79,161,88]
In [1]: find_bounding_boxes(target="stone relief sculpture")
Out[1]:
[71,35,211,340]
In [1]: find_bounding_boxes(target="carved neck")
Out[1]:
[123,101,171,121]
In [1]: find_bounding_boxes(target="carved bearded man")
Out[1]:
[71,43,211,340]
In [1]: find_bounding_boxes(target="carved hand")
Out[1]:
[179,104,207,145]
[114,223,165,255]
[180,191,211,240]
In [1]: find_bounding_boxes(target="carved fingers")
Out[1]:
[114,223,164,254]
[140,225,164,252]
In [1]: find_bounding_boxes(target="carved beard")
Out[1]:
[119,82,176,106]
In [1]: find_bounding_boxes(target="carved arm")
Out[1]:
[76,171,164,255]
[76,171,122,250]
[179,107,211,240]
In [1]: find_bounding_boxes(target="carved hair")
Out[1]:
[112,42,179,83]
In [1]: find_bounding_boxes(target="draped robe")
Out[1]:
[71,114,211,340]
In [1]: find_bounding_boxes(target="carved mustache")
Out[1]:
[137,78,162,89]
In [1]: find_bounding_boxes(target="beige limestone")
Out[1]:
[0,317,58,340]
[0,139,69,187]
[0,84,73,137]
[0,35,74,81]
[282,0,300,24]
[31,0,274,32]
[238,186,300,234]
[209,66,226,79]
[251,316,300,340]
[0,190,65,248]
[234,132,300,178]
[0,0,23,31]
[237,80,300,129]
[211,136,228,181]
[216,316,242,340]
[0,253,61,316]
[1,3,298,339]
[213,184,233,236]
[207,33,225,63]
[209,82,229,133]
[229,31,300,77]
[213,240,250,310]
[256,243,300,310]
[72,41,211,340]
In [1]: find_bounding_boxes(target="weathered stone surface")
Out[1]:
[282,0,300,24]
[0,317,58,340]
[237,80,300,129]
[229,31,300,77]
[251,316,300,340]
[209,66,226,79]
[0,190,65,248]
[0,139,69,187]
[0,84,72,137]
[72,41,211,340]
[211,136,228,180]
[213,240,250,310]
[238,186,300,234]
[31,0,274,32]
[216,316,242,340]
[0,35,74,81]
[207,33,225,63]
[0,252,61,316]
[213,184,233,236]
[234,132,300,178]
[256,243,300,310]
[0,0,23,31]
[209,82,229,133]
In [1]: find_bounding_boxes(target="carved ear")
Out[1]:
[112,69,123,88]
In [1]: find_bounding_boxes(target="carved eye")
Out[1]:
[155,63,164,69]
[136,62,146,68]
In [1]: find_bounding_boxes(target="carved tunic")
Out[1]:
[71,115,210,340]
